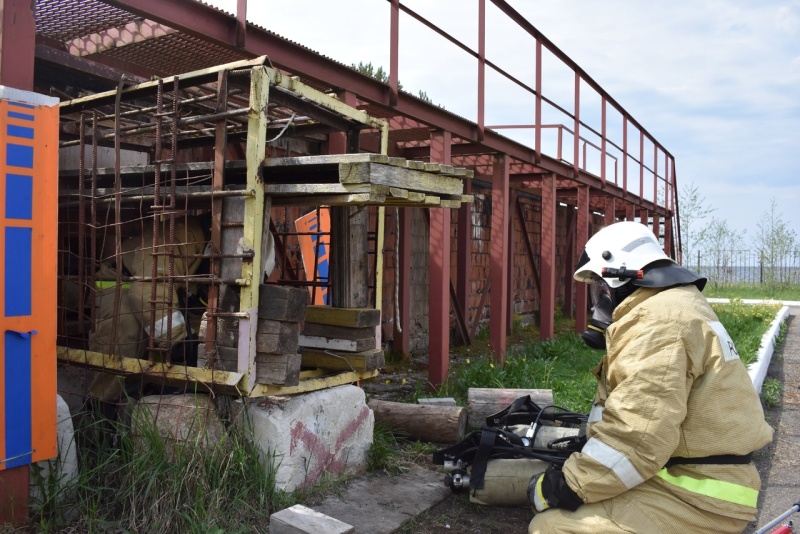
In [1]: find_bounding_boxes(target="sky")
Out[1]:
[204,0,800,246]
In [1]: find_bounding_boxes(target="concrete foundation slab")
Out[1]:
[311,464,450,533]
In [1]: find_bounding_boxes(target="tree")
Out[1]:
[698,217,746,287]
[352,62,434,104]
[754,198,798,287]
[678,181,716,268]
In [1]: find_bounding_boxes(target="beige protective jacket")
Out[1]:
[563,285,773,521]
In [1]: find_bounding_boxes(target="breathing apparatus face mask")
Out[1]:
[581,279,617,350]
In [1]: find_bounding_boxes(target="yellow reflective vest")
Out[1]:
[563,285,773,520]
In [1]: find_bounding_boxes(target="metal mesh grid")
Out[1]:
[36,0,140,42]
[96,32,253,77]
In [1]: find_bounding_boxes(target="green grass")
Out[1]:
[436,298,783,413]
[27,400,294,534]
[710,300,781,366]
[704,282,800,301]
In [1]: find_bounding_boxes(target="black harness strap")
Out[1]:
[665,453,753,467]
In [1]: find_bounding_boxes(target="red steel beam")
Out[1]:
[0,0,35,523]
[428,130,452,387]
[477,0,486,141]
[575,186,589,333]
[490,154,510,360]
[539,173,557,340]
[605,196,616,226]
[563,209,576,318]
[1,0,35,88]
[99,0,652,201]
[456,178,472,344]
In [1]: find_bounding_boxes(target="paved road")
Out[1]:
[748,306,800,533]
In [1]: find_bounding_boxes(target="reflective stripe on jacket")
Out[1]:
[563,285,773,520]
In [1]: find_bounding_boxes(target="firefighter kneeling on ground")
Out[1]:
[527,221,773,534]
[88,216,208,402]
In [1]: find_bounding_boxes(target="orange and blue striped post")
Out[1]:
[0,87,58,523]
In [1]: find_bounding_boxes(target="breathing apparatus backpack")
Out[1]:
[432,395,587,505]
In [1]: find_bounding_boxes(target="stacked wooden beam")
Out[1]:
[299,306,385,373]
[262,154,473,208]
[197,284,307,386]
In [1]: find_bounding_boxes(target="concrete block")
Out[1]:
[30,395,79,504]
[240,385,373,491]
[270,504,354,534]
[131,394,226,456]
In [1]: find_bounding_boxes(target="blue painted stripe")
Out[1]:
[4,331,32,468]
[7,111,34,121]
[6,144,33,169]
[6,174,33,220]
[8,101,35,109]
[7,124,33,139]
[5,227,32,316]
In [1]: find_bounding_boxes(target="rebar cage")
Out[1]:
[56,56,390,399]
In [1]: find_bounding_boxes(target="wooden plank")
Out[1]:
[298,334,376,352]
[256,320,300,353]
[305,306,380,327]
[339,162,464,195]
[270,193,384,206]
[302,323,375,339]
[405,160,426,170]
[264,153,389,167]
[248,369,379,397]
[301,348,384,372]
[467,388,554,429]
[263,182,373,195]
[255,352,301,386]
[258,284,308,322]
[440,199,463,209]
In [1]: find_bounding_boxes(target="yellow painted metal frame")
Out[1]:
[57,57,391,397]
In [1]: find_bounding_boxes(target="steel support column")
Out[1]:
[0,0,35,89]
[490,154,510,360]
[605,196,616,227]
[506,191,515,334]
[540,173,557,340]
[456,178,472,344]
[428,131,452,387]
[0,0,35,522]
[626,202,636,222]
[394,208,412,355]
[575,186,589,334]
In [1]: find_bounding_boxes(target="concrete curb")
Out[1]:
[707,299,792,394]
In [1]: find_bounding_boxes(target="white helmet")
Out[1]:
[574,221,672,289]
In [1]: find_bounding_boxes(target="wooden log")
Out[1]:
[298,334,376,352]
[305,306,380,328]
[300,348,384,372]
[256,319,300,354]
[467,388,554,429]
[367,399,467,444]
[302,322,375,340]
[255,353,301,386]
[258,284,308,322]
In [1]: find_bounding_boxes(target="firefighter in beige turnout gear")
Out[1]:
[88,217,207,401]
[528,221,773,534]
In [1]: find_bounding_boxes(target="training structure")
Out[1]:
[0,0,682,521]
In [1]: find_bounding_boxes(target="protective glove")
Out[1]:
[527,463,583,513]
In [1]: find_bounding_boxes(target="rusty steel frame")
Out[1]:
[22,0,683,388]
